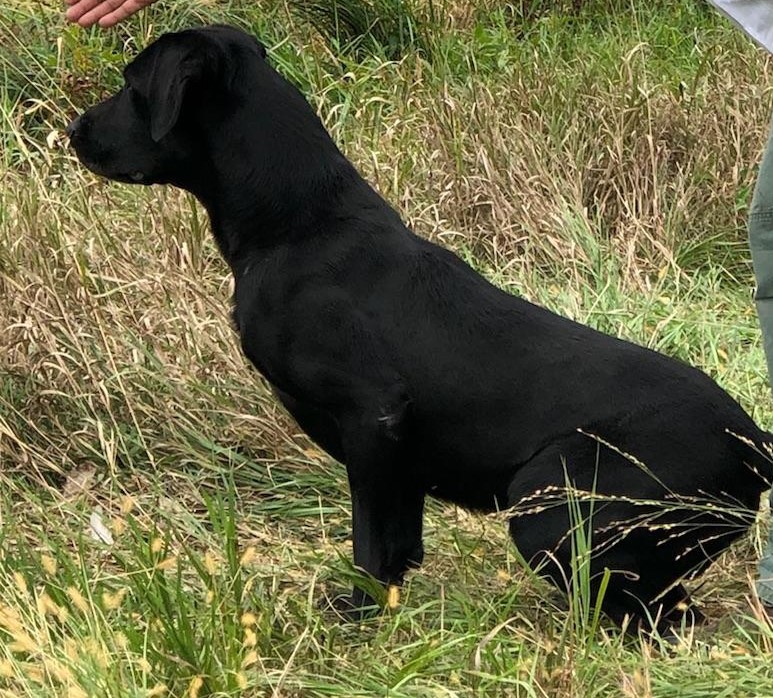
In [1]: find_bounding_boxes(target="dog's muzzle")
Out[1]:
[65,114,84,139]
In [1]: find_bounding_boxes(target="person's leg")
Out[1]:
[749,111,773,607]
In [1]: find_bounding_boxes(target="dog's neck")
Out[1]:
[171,67,400,272]
[184,135,370,272]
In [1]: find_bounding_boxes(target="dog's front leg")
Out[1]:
[345,453,425,615]
[325,396,424,618]
[261,298,425,617]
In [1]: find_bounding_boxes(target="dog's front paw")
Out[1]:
[321,590,381,622]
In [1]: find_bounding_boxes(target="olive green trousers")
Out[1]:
[750,113,773,605]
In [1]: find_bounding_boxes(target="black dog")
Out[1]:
[68,24,773,632]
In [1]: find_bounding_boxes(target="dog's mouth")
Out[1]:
[105,170,149,185]
[127,171,147,183]
[69,139,149,185]
[74,154,148,185]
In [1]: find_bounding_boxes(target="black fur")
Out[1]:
[68,24,773,632]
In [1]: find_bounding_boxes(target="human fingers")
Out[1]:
[97,0,158,28]
[65,0,109,22]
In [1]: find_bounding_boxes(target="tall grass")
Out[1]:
[288,0,433,60]
[1,0,773,695]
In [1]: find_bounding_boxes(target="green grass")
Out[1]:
[2,0,773,695]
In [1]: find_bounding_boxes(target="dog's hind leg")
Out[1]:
[599,582,705,636]
[504,435,706,633]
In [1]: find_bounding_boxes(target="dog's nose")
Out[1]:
[65,115,83,138]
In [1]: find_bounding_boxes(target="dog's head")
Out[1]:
[67,25,268,187]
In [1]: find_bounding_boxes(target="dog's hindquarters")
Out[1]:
[505,427,767,630]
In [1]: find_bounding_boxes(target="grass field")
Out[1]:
[3,0,773,695]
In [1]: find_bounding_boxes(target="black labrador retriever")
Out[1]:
[67,24,773,632]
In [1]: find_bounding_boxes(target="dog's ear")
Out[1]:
[149,36,220,142]
[127,33,225,143]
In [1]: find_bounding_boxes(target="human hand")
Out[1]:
[65,0,159,28]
